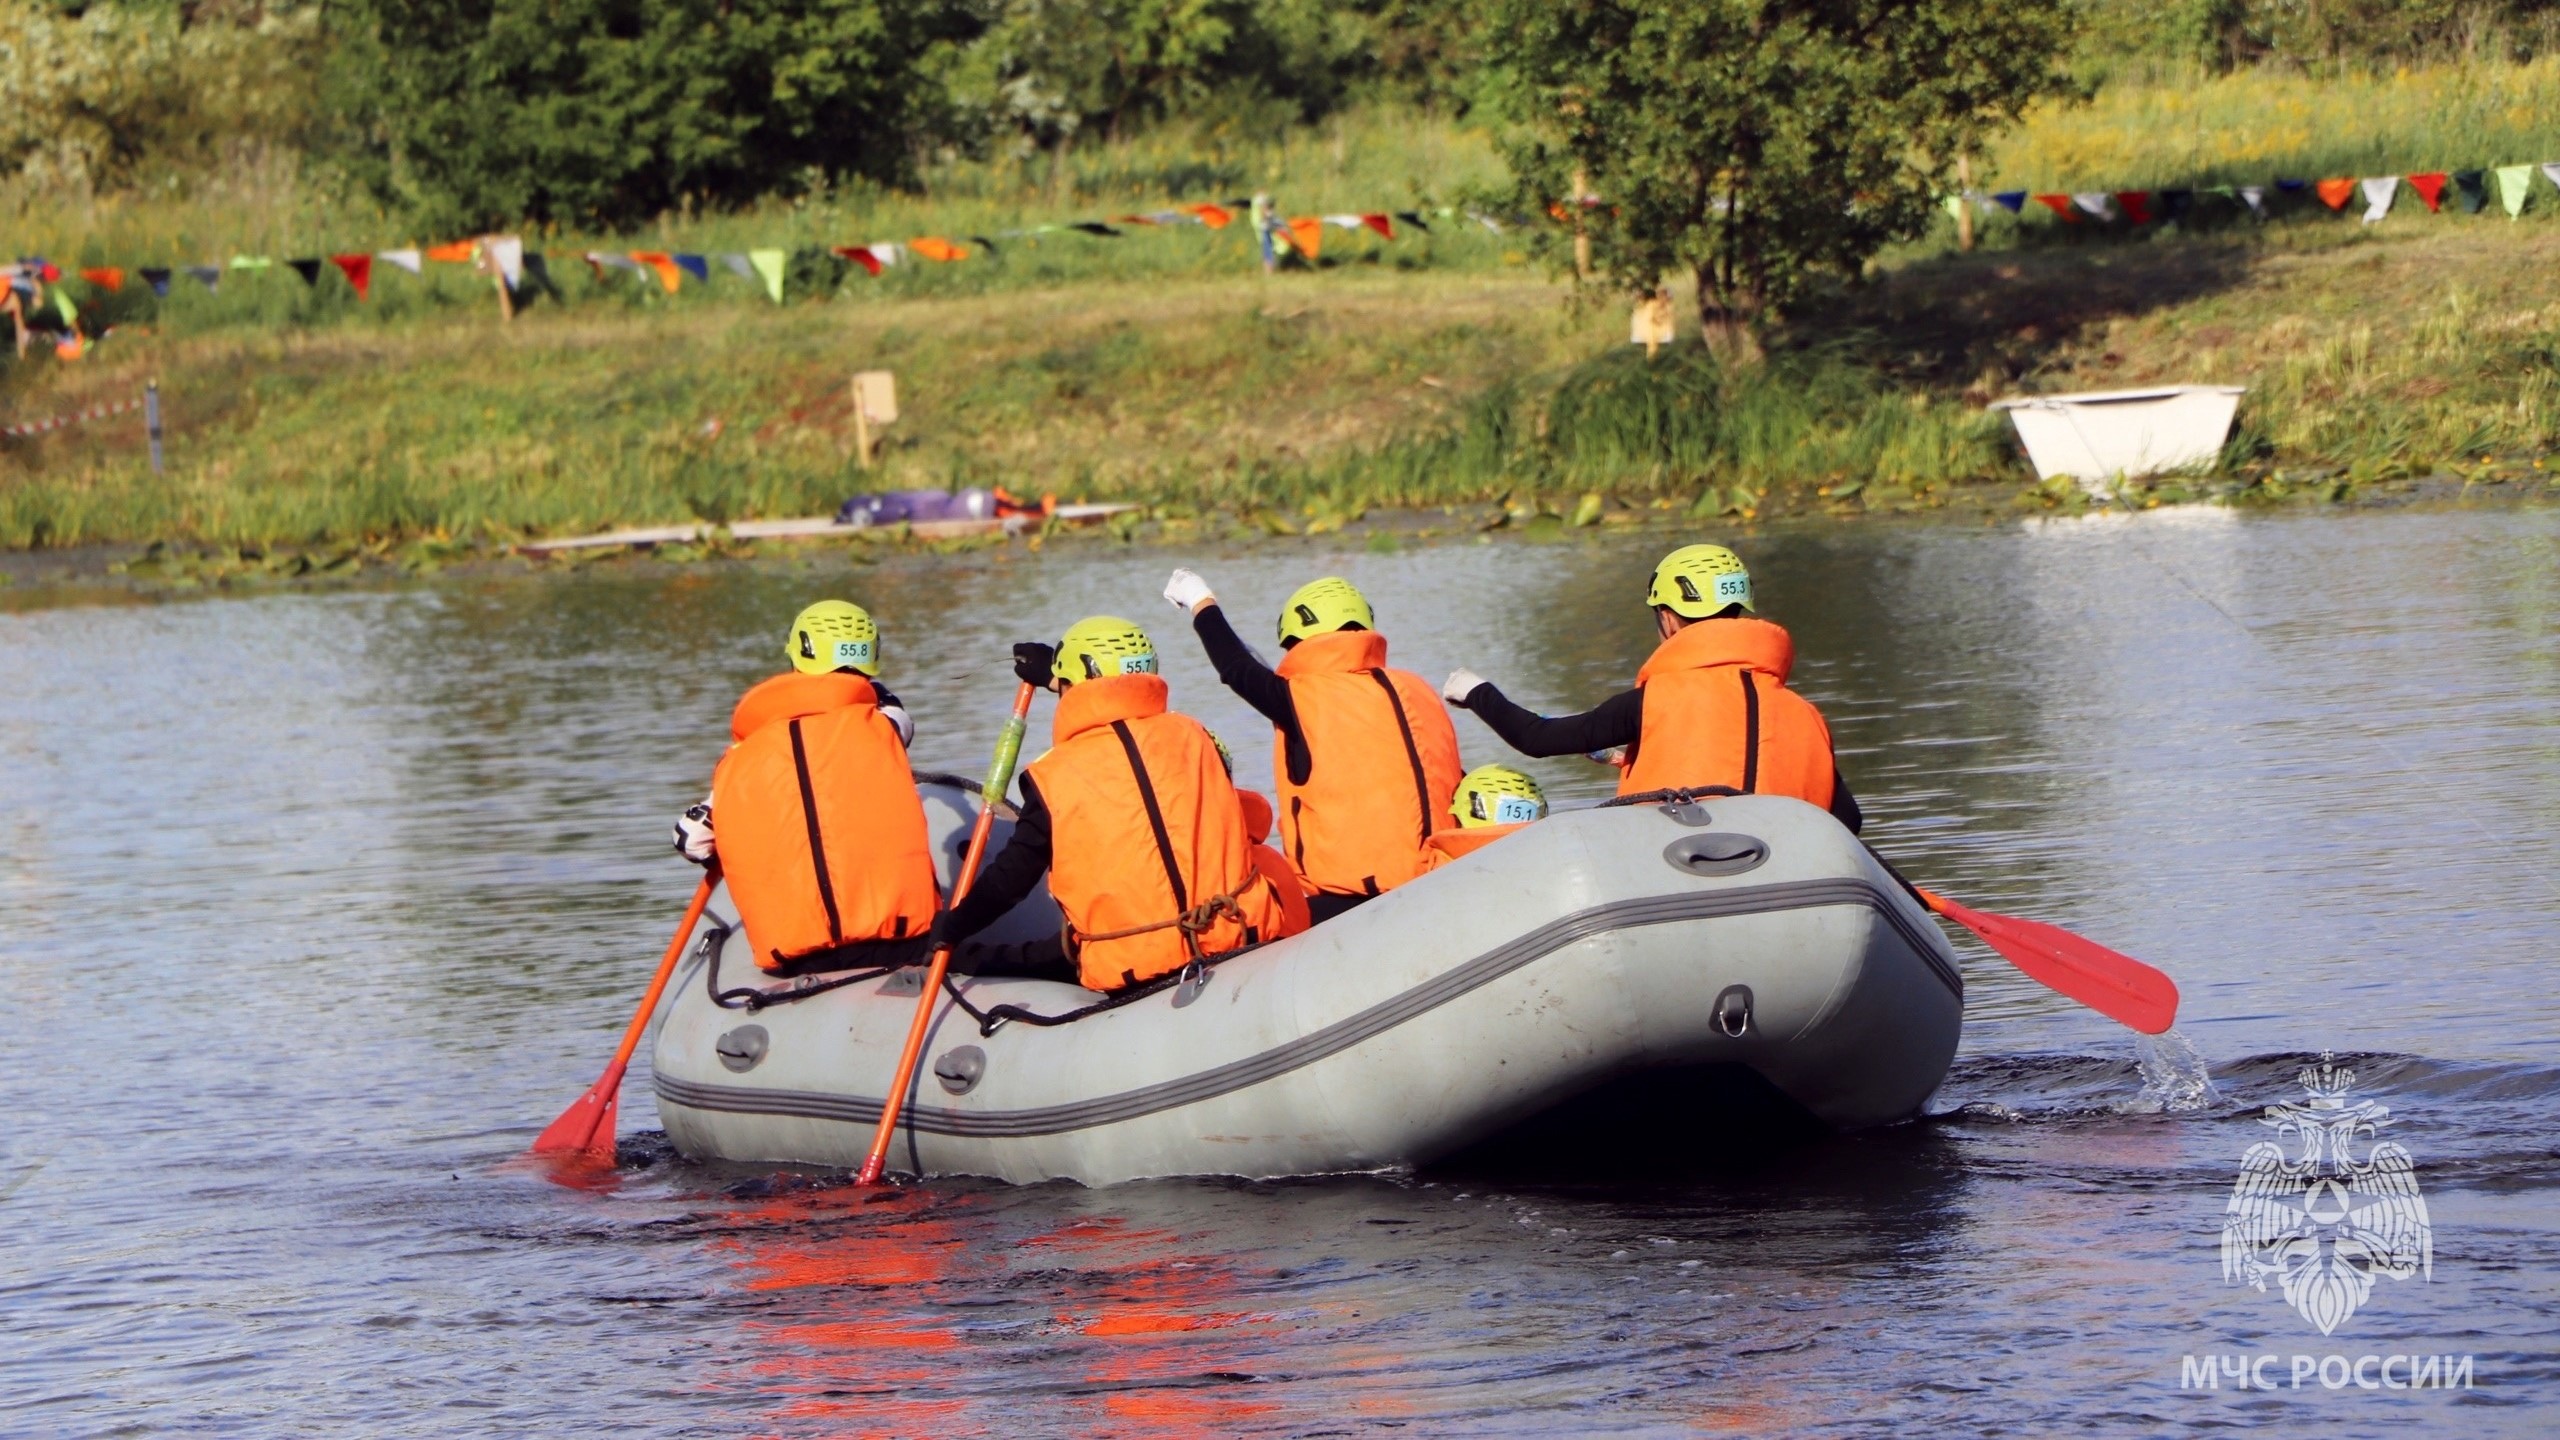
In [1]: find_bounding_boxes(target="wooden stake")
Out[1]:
[1572,166,1592,281]
[852,378,874,469]
[1956,156,1976,252]
[495,272,516,324]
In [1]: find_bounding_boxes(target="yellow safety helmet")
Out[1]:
[1277,576,1375,646]
[787,600,881,676]
[1646,544,1754,619]
[1450,764,1547,828]
[1054,616,1159,684]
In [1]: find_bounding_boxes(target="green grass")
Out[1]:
[9,72,2560,553]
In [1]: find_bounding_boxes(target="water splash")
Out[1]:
[2123,1029,2223,1114]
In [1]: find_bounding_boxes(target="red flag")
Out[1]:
[832,245,883,277]
[2114,191,2152,225]
[424,240,476,262]
[2315,178,2357,210]
[2033,194,2078,223]
[1188,203,1233,229]
[329,253,373,300]
[1360,213,1394,240]
[2406,172,2448,212]
[79,267,125,292]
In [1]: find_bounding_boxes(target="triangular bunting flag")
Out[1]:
[2543,162,2560,193]
[482,236,524,289]
[329,253,372,299]
[2315,178,2357,210]
[2406,172,2448,212]
[519,252,563,301]
[719,252,754,280]
[1068,222,1122,237]
[2359,176,2398,223]
[79,267,124,292]
[584,251,642,278]
[1321,214,1368,230]
[628,251,681,293]
[2157,188,2194,221]
[139,267,172,298]
[2452,170,2487,214]
[833,245,883,277]
[1361,213,1394,239]
[1284,216,1323,258]
[2237,185,2266,216]
[748,248,786,303]
[2495,165,2531,218]
[2071,192,2116,222]
[671,253,709,280]
[2033,194,2078,222]
[2115,191,2153,225]
[424,240,475,263]
[908,237,969,262]
[969,235,1001,255]
[2277,178,2309,193]
[869,243,901,267]
[1991,191,2027,212]
[185,265,221,292]
[378,248,423,275]
[286,258,323,286]
[229,255,274,271]
[1395,210,1430,231]
[1188,203,1233,228]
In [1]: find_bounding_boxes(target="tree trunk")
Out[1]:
[1694,277,1762,367]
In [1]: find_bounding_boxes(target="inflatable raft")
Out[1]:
[652,783,1964,1185]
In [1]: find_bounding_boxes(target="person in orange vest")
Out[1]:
[672,601,942,975]
[934,617,1301,993]
[1442,545,1863,831]
[1416,765,1549,872]
[1160,569,1464,922]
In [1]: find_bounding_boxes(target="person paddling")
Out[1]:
[1161,569,1464,921]
[1443,545,1863,832]
[672,601,942,976]
[1416,765,1549,871]
[933,617,1302,992]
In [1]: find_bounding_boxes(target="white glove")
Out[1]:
[878,702,914,747]
[1442,668,1486,705]
[673,802,716,865]
[1163,568,1216,613]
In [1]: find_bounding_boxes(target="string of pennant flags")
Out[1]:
[1957,161,2560,226]
[3,198,1503,329]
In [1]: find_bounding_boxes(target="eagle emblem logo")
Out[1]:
[2221,1053,2431,1334]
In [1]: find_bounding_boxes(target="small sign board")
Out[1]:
[853,371,899,426]
[1630,292,1676,351]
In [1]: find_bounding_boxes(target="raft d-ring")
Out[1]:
[933,1045,986,1095]
[1712,985,1754,1039]
[1172,960,1209,1009]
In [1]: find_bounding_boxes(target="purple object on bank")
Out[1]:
[835,488,998,527]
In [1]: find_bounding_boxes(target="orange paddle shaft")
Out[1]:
[533,868,719,1160]
[856,681,1037,1185]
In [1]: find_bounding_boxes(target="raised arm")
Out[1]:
[1447,673,1644,760]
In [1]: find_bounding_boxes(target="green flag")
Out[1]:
[748,248,786,304]
[228,255,275,271]
[2496,165,2532,218]
[1941,193,1964,223]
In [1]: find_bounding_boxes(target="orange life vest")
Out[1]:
[711,672,941,971]
[1619,618,1837,807]
[1416,823,1526,872]
[1272,631,1465,897]
[1027,675,1296,991]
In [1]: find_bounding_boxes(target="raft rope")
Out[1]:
[701,920,899,1011]
[937,949,1245,1036]
[1600,785,1744,809]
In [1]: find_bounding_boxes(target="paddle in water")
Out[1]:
[1913,886,2179,1034]
[856,681,1037,1185]
[532,869,719,1163]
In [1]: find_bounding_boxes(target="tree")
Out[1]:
[1485,0,2080,353]
[338,0,978,232]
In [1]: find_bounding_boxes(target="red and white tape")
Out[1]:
[2,394,143,439]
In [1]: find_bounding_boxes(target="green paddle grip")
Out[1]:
[981,713,1028,805]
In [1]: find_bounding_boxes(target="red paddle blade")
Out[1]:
[531,1064,625,1160]
[1921,891,2180,1034]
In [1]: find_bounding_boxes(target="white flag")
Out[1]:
[483,235,524,287]
[2072,192,2117,222]
[376,248,423,275]
[720,252,755,280]
[2237,186,2265,217]
[2542,162,2560,192]
[2359,176,2399,223]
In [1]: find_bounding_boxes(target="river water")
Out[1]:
[4,506,2556,1436]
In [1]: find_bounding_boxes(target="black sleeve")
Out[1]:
[1191,603,1310,784]
[1828,765,1863,834]
[1461,682,1644,759]
[942,773,1053,941]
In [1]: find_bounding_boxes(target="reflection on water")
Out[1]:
[2,507,2556,1434]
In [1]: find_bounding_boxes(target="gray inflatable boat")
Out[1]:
[652,783,1964,1186]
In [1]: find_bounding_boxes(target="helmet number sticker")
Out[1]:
[1714,573,1751,604]
[1491,795,1542,825]
[1119,654,1159,676]
[833,639,874,667]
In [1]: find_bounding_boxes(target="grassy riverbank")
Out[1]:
[10,64,2560,552]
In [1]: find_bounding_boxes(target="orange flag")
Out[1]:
[1188,203,1233,228]
[79,267,125,292]
[629,251,682,293]
[2315,178,2357,211]
[1360,213,1394,240]
[2032,194,2078,223]
[908,236,971,262]
[1284,216,1323,259]
[424,240,477,262]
